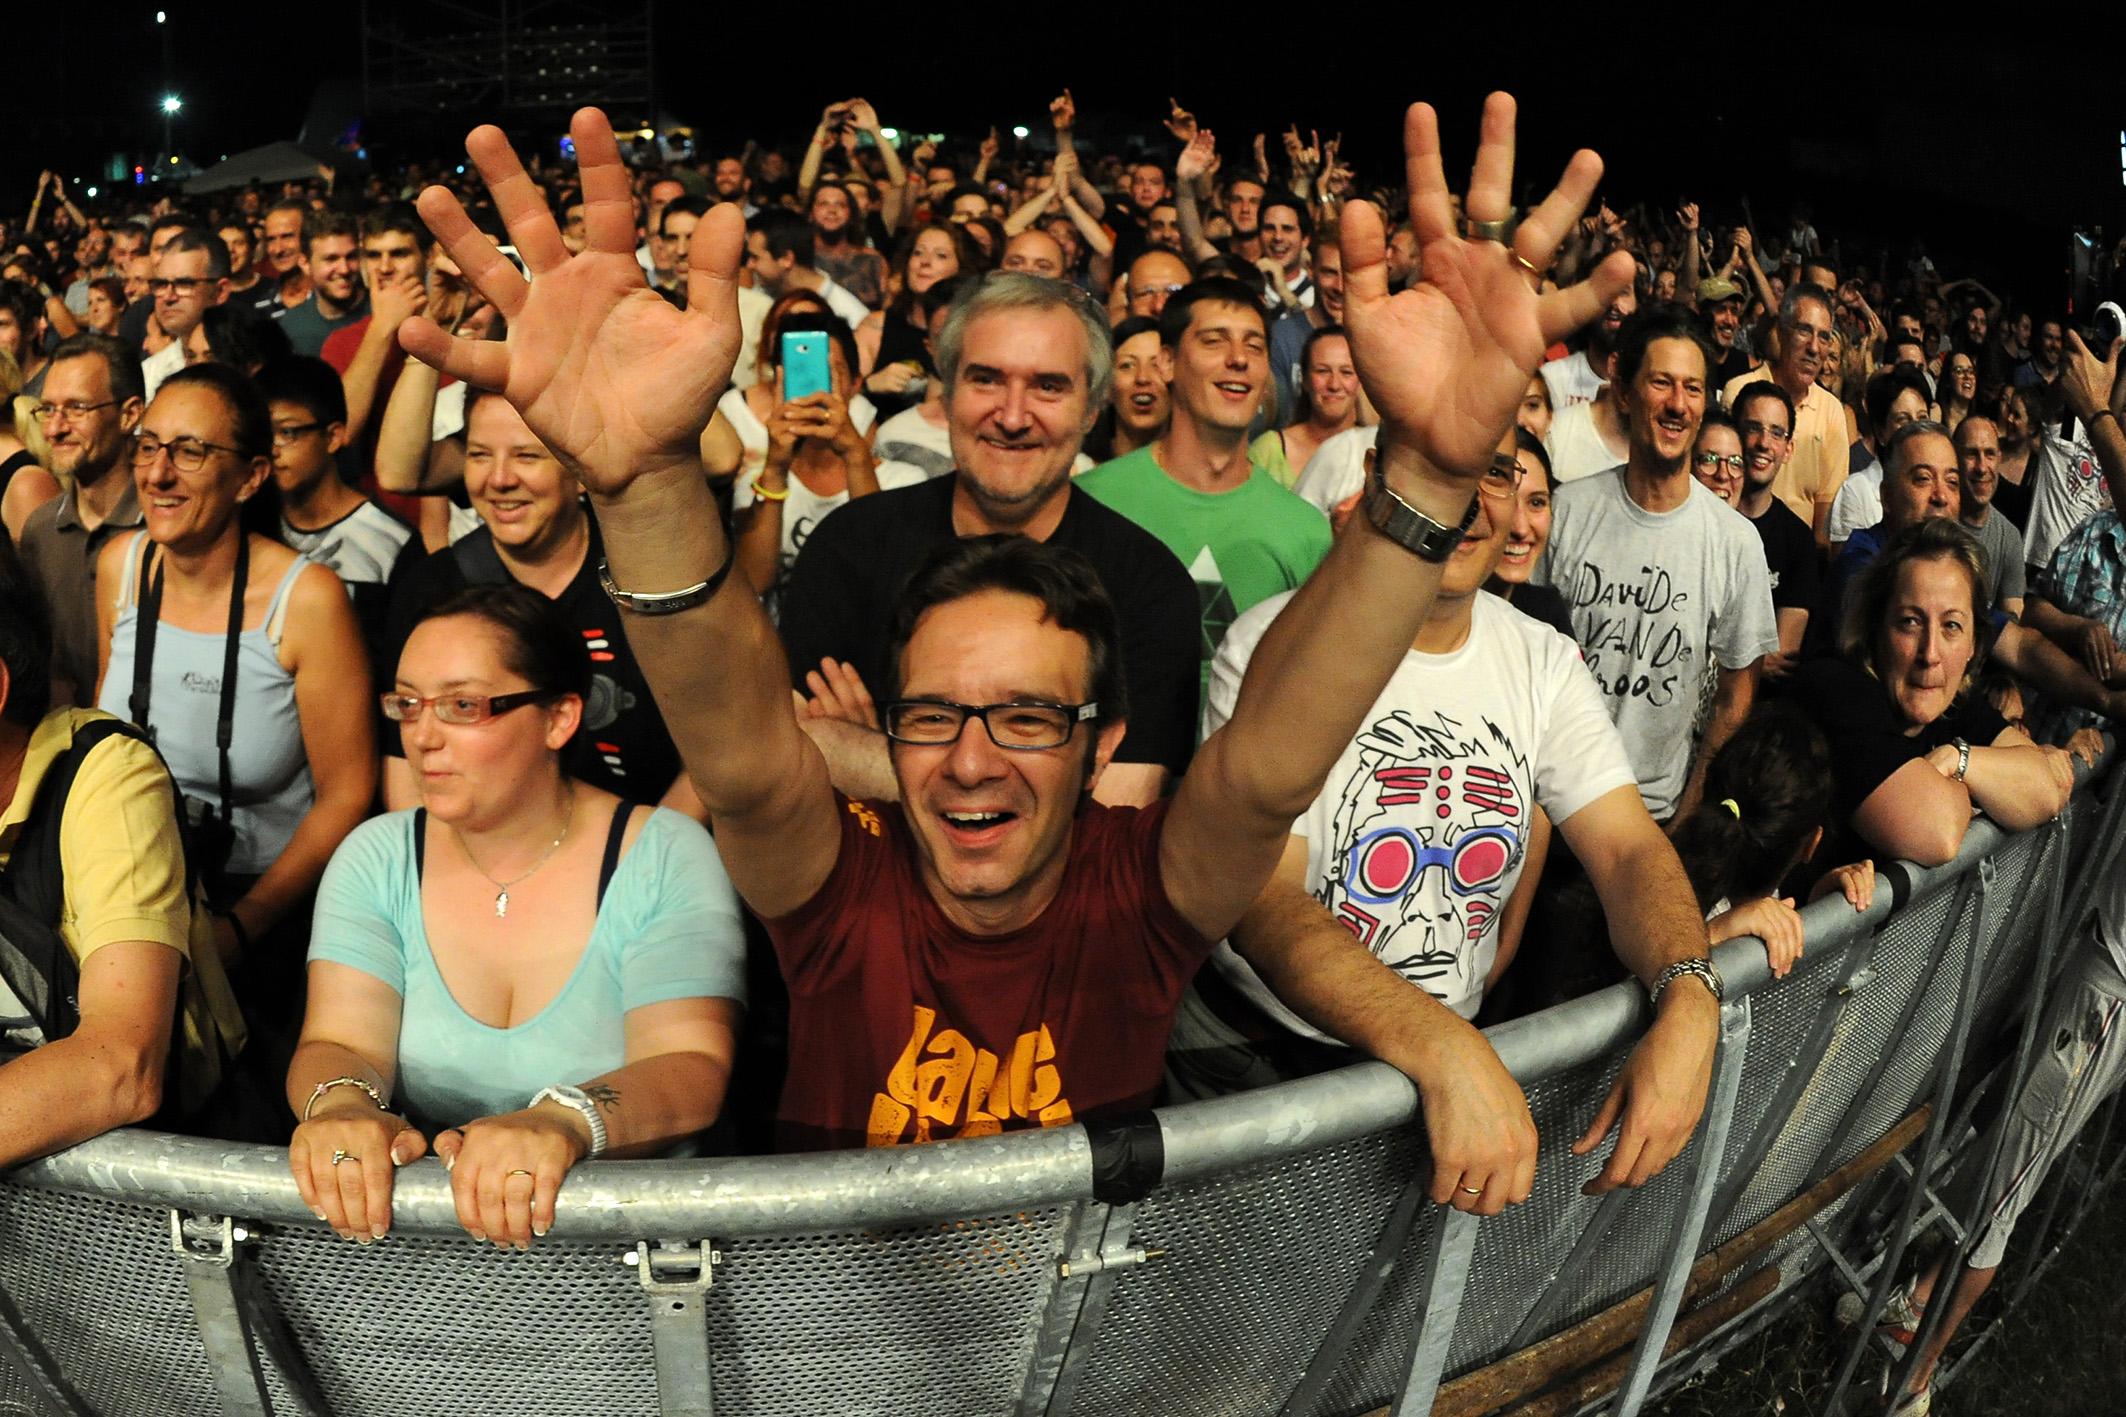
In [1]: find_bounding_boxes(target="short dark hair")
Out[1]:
[884,535,1127,731]
[1157,276,1266,349]
[410,583,591,723]
[1731,380,1795,432]
[302,209,359,254]
[264,197,309,225]
[659,196,712,236]
[255,356,348,426]
[48,332,145,406]
[0,543,53,729]
[748,208,815,267]
[1513,425,1553,483]
[194,304,292,373]
[361,203,429,247]
[1614,303,1715,390]
[160,227,231,280]
[156,363,273,461]
[1696,405,1738,441]
[1258,191,1313,238]
[1863,366,1934,441]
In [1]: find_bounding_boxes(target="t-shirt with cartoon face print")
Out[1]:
[1203,590,1638,1031]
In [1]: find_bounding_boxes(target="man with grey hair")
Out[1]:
[141,228,230,398]
[777,273,1201,805]
[1721,281,1848,544]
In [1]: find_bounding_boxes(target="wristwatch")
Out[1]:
[1360,455,1481,563]
[1648,957,1724,1010]
[530,1085,609,1158]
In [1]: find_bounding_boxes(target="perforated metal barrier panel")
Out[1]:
[0,753,2116,1417]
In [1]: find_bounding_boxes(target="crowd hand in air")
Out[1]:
[1049,89,1076,130]
[1175,131,1216,185]
[1163,98,1198,145]
[399,109,744,502]
[796,658,880,731]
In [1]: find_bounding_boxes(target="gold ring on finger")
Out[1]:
[1511,251,1546,285]
[505,1168,534,1180]
[1464,214,1516,244]
[330,1149,352,1166]
[1460,1184,1484,1196]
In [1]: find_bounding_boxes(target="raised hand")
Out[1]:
[1283,125,1320,175]
[979,127,1001,163]
[844,97,881,134]
[399,108,744,501]
[1339,93,1633,485]
[1164,98,1198,144]
[1175,131,1216,185]
[1251,132,1270,182]
[1049,89,1076,130]
[1676,201,1699,232]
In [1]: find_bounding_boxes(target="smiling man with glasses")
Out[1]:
[1720,281,1847,545]
[17,335,149,705]
[141,229,231,401]
[1729,381,1819,678]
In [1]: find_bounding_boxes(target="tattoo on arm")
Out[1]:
[584,1085,621,1113]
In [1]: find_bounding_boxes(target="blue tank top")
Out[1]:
[98,533,317,877]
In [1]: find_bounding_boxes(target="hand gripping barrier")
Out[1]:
[0,742,2117,1417]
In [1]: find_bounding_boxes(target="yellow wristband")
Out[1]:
[750,477,791,503]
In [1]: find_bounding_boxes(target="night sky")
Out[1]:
[18,5,2126,306]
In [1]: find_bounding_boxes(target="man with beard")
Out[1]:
[808,180,886,310]
[1721,283,1846,544]
[712,154,758,217]
[16,336,148,705]
[274,211,370,357]
[1730,381,1817,678]
[1698,276,1751,386]
[2013,316,2065,393]
[1078,278,1331,700]
[1542,285,1634,410]
[1535,307,1778,821]
[1268,234,1345,422]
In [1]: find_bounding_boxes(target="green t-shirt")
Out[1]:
[1076,445,1332,711]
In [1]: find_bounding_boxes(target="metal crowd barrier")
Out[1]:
[0,744,2119,1417]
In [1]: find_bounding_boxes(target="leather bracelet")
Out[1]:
[597,541,735,616]
[304,1076,388,1121]
[750,476,791,503]
[217,908,251,957]
[2092,408,2118,427]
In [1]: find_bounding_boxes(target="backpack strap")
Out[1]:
[596,801,639,911]
[412,809,428,883]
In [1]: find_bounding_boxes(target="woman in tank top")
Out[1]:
[93,363,376,989]
[287,585,746,1249]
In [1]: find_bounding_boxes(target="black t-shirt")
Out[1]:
[1747,495,1821,613]
[1713,346,1756,389]
[1791,656,2008,869]
[1504,582,1576,641]
[379,520,684,801]
[778,475,1200,778]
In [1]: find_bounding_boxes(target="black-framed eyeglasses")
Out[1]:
[271,422,325,447]
[32,399,116,424]
[147,276,212,296]
[131,432,245,473]
[1479,454,1526,502]
[1694,452,1745,474]
[882,699,1098,751]
[379,689,560,726]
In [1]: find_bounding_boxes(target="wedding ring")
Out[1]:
[505,1169,535,1180]
[1460,1185,1484,1196]
[1464,214,1516,244]
[1511,251,1545,280]
[330,1150,351,1166]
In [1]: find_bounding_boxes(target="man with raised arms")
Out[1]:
[399,98,1717,1213]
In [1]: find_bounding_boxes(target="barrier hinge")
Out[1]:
[622,1238,721,1293]
[1058,1243,1165,1278]
[169,1210,250,1268]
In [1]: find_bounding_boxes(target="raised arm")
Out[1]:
[400,109,842,920]
[1173,132,1222,267]
[2062,330,2126,510]
[1159,94,1635,942]
[847,100,906,229]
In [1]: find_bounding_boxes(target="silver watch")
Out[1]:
[1360,458,1481,563]
[531,1085,609,1158]
[1648,957,1723,1010]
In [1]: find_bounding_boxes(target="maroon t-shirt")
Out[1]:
[766,795,1212,1152]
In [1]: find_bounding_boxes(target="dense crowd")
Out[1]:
[1,91,2122,1413]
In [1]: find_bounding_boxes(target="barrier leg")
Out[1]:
[170,1211,327,1417]
[1501,1189,1633,1353]
[0,1287,89,1417]
[1279,1170,1430,1417]
[1609,998,1751,1417]
[1388,1206,1478,1416]
[1025,1201,1151,1417]
[625,1238,719,1417]
[1818,863,1993,1417]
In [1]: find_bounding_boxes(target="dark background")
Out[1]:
[17,5,2126,308]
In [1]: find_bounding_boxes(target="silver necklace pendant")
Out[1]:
[495,890,510,919]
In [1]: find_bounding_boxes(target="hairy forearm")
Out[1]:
[1594,829,1711,987]
[1174,181,1218,267]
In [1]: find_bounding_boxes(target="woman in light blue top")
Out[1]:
[286,584,746,1250]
